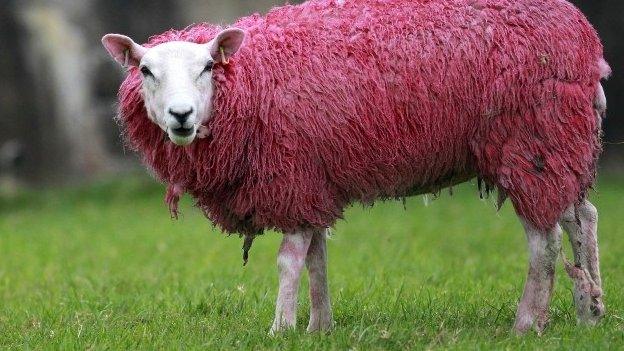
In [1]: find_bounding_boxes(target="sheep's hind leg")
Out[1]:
[306,228,333,332]
[269,230,313,335]
[514,220,562,335]
[559,200,605,325]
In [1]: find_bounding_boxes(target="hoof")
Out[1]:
[268,321,295,336]
[565,262,606,326]
[513,309,549,336]
[513,318,532,336]
[306,316,334,333]
[577,297,605,326]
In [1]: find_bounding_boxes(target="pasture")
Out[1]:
[0,175,622,349]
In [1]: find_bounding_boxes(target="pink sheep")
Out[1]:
[102,0,609,334]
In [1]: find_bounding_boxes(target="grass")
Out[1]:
[0,175,623,350]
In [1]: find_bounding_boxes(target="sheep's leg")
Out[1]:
[306,229,333,332]
[514,220,562,335]
[269,230,313,335]
[559,200,605,325]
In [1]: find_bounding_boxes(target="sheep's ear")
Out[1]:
[101,34,148,67]
[209,28,245,63]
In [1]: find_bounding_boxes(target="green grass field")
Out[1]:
[0,175,622,350]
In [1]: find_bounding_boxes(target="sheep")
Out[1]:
[102,0,610,334]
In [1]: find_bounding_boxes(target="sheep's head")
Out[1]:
[102,29,245,146]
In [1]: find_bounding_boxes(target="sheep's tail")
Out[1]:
[595,58,611,119]
[594,83,607,119]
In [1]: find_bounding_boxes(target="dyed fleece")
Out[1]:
[118,0,609,235]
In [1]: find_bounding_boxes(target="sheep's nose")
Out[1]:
[168,106,194,124]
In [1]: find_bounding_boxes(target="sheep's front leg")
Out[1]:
[560,200,605,325]
[306,229,333,332]
[514,220,562,335]
[269,230,313,335]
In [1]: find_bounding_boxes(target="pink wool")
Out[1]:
[117,0,607,235]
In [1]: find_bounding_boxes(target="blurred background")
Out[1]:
[0,0,621,192]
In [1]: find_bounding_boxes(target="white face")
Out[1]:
[102,29,245,146]
[139,42,214,145]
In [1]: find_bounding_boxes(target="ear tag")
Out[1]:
[220,46,229,65]
[123,49,130,69]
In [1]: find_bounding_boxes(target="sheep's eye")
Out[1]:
[140,66,153,77]
[202,61,214,74]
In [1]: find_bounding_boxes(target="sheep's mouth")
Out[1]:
[171,127,194,137]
